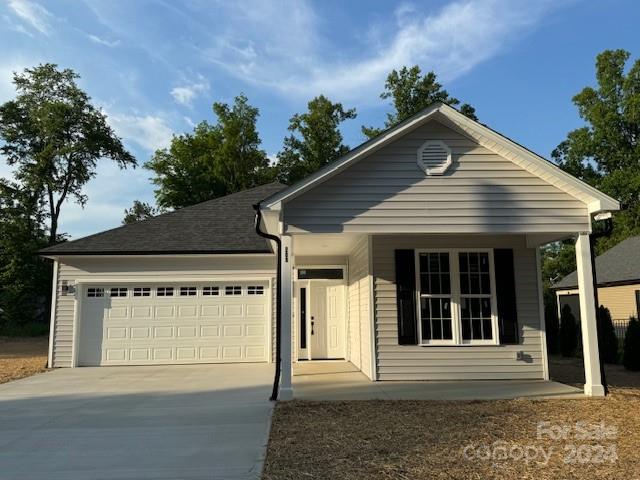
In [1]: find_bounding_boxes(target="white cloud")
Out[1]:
[107,112,174,152]
[88,34,120,48]
[203,0,565,103]
[170,77,210,106]
[8,0,52,36]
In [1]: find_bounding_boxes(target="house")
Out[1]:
[40,102,619,398]
[555,236,640,327]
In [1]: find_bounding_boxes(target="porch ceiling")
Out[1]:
[292,233,365,256]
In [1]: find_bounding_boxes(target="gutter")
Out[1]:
[253,203,281,401]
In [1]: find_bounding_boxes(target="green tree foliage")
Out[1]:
[541,241,576,292]
[560,304,579,357]
[0,64,135,244]
[146,95,272,209]
[623,317,640,371]
[276,95,356,185]
[598,305,619,364]
[0,181,50,333]
[552,49,640,251]
[123,200,159,225]
[362,66,477,138]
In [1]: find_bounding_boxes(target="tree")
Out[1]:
[623,317,640,371]
[0,181,50,332]
[123,200,159,224]
[362,66,477,138]
[560,304,579,357]
[552,49,640,251]
[276,95,356,185]
[0,64,136,245]
[146,95,272,209]
[598,305,618,364]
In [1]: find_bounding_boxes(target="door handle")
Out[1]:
[311,321,315,335]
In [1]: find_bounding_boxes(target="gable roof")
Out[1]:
[261,102,619,214]
[555,236,640,289]
[40,182,287,256]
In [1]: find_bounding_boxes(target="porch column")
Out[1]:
[575,233,605,397]
[279,234,294,400]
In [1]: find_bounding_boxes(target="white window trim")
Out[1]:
[415,248,500,346]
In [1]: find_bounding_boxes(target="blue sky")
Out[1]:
[1,0,639,239]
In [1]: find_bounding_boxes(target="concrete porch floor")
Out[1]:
[293,361,583,400]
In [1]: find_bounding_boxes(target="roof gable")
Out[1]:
[261,103,619,214]
[41,182,287,256]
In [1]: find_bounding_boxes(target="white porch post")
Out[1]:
[279,234,294,400]
[575,233,605,397]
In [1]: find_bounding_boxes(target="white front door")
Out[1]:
[309,284,345,359]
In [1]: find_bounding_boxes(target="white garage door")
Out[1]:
[77,281,270,366]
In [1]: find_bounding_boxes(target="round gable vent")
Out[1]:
[417,140,452,175]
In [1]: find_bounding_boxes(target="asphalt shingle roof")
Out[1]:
[40,182,287,255]
[554,236,640,289]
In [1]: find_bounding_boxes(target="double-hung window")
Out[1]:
[416,249,498,345]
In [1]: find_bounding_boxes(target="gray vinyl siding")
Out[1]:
[372,235,545,381]
[51,255,276,367]
[284,120,590,234]
[347,236,373,378]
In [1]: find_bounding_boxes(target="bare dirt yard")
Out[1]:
[263,359,640,480]
[0,336,49,384]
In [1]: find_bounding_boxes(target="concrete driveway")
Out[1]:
[0,364,275,480]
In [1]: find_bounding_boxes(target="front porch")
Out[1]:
[293,361,583,400]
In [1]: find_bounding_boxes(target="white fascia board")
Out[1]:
[437,104,620,213]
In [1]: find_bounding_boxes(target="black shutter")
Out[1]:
[494,249,519,344]
[395,249,418,345]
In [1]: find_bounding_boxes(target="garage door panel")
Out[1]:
[200,325,220,337]
[132,306,152,318]
[154,306,175,318]
[201,305,221,317]
[177,326,197,338]
[79,282,269,366]
[154,326,174,338]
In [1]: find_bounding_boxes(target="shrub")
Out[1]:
[545,303,560,355]
[560,304,579,357]
[623,317,640,371]
[598,306,619,364]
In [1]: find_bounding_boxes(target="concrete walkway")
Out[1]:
[294,361,583,400]
[0,364,275,480]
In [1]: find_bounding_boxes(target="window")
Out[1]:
[110,287,127,297]
[459,252,493,341]
[133,287,151,297]
[225,286,242,296]
[157,287,174,297]
[87,287,104,298]
[180,286,197,296]
[247,285,264,295]
[418,253,453,343]
[417,250,497,345]
[202,286,219,296]
[299,287,307,349]
[297,268,343,280]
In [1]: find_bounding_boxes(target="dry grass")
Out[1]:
[263,397,640,480]
[0,336,49,384]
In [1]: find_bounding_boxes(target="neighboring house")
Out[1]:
[555,236,640,327]
[41,103,619,397]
